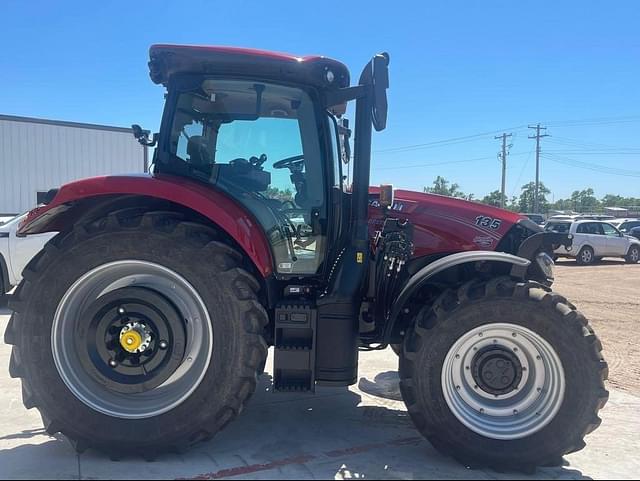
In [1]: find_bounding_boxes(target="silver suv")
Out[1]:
[546,219,640,265]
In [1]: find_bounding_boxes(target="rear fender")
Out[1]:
[17,174,274,278]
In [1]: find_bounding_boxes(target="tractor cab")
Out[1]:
[141,46,389,280]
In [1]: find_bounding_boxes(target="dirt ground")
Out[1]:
[553,259,640,396]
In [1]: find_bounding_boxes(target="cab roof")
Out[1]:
[148,44,350,90]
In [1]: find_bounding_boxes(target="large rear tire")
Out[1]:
[4,210,268,457]
[399,277,608,471]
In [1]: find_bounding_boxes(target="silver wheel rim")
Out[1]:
[442,323,565,440]
[631,248,639,262]
[52,260,213,420]
[581,249,593,263]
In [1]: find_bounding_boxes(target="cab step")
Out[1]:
[273,301,317,393]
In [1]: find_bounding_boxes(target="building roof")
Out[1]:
[0,114,133,134]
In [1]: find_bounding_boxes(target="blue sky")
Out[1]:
[1,0,638,200]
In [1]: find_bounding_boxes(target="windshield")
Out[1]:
[166,79,327,276]
[545,222,571,233]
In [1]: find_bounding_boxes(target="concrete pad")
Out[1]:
[0,307,638,480]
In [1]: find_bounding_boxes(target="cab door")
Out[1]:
[602,223,628,256]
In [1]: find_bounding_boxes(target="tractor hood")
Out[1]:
[368,188,528,259]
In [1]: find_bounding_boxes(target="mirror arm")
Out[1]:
[324,85,370,109]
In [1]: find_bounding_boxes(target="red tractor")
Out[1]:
[6,45,607,470]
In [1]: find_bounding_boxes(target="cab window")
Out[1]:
[167,80,326,276]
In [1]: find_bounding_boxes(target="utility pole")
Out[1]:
[528,124,550,213]
[495,133,512,209]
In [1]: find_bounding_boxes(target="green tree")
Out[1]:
[424,176,467,199]
[481,190,503,207]
[265,186,294,202]
[518,182,551,213]
[570,188,599,212]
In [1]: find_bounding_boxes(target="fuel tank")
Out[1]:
[368,189,525,259]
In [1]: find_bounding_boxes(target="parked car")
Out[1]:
[547,214,581,223]
[576,214,616,221]
[0,214,57,305]
[611,218,640,234]
[521,213,546,225]
[549,219,640,265]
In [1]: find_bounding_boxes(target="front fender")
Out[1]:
[387,251,531,339]
[17,174,275,277]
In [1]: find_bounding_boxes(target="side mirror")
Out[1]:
[379,184,394,210]
[132,124,158,147]
[371,53,390,132]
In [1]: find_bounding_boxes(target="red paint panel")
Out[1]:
[369,189,525,258]
[19,174,274,277]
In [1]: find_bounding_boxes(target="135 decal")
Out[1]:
[475,216,502,230]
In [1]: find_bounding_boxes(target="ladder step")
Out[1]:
[273,302,317,393]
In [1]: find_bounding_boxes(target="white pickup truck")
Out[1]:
[546,219,640,265]
[0,215,57,304]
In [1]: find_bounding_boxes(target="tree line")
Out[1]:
[423,176,640,213]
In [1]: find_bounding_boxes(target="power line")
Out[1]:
[372,116,640,157]
[374,152,528,171]
[543,115,640,127]
[511,147,535,199]
[541,153,640,178]
[546,136,640,151]
[373,125,528,154]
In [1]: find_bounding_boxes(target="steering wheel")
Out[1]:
[273,154,304,171]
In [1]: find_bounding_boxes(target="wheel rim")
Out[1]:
[581,249,593,263]
[52,260,213,420]
[631,248,639,262]
[442,323,565,440]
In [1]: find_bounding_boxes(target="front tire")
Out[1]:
[576,246,595,265]
[399,277,608,471]
[626,245,640,264]
[4,210,268,457]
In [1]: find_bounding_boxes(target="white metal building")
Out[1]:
[0,114,147,215]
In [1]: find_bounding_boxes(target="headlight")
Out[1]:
[536,252,555,280]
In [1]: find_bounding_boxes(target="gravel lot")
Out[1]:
[553,259,640,396]
[0,261,638,479]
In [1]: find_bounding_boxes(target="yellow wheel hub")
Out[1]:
[120,330,143,353]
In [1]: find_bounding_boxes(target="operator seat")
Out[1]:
[187,136,213,167]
